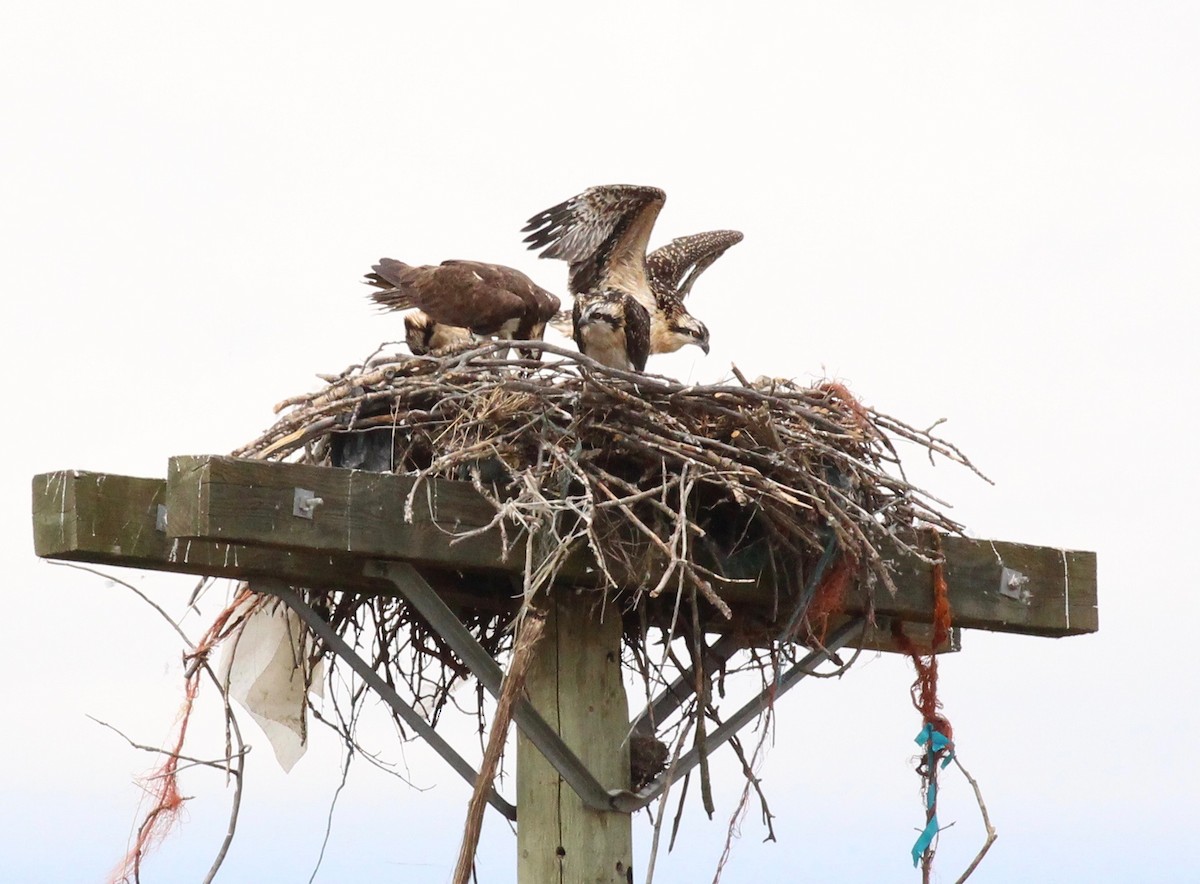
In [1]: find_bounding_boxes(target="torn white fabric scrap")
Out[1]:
[219,598,324,772]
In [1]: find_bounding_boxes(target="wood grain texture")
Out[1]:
[166,454,519,572]
[517,593,633,884]
[32,469,391,593]
[162,456,1097,637]
[34,457,1098,638]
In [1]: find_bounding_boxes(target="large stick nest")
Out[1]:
[237,340,979,620]
[231,340,984,795]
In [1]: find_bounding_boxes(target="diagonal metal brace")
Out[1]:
[366,561,620,813]
[367,560,864,815]
[252,578,517,821]
[611,618,865,812]
[633,632,745,734]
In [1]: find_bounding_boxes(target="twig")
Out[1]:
[56,564,248,884]
[951,754,998,884]
[452,609,547,884]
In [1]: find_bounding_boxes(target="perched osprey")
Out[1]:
[571,289,652,372]
[546,228,744,348]
[366,259,560,360]
[403,309,473,356]
[523,185,714,361]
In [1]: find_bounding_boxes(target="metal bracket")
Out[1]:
[999,566,1032,603]
[365,561,619,813]
[366,560,865,815]
[292,488,323,519]
[251,577,517,821]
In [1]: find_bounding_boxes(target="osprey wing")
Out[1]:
[367,259,528,335]
[523,185,666,295]
[645,230,744,299]
[440,260,561,323]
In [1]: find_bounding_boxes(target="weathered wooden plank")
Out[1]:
[32,469,959,653]
[166,454,526,574]
[517,593,633,884]
[34,459,1096,638]
[861,536,1099,637]
[32,470,392,594]
[164,456,1096,637]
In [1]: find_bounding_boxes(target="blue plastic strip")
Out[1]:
[910,724,956,866]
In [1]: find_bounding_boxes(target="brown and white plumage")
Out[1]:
[522,185,665,297]
[572,290,652,372]
[645,230,744,300]
[366,258,560,359]
[403,310,473,356]
[544,229,742,343]
[523,185,714,362]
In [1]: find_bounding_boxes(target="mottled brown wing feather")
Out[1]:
[625,294,652,372]
[440,260,560,322]
[645,230,744,299]
[366,258,528,335]
[523,185,666,295]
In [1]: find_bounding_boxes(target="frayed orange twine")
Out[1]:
[890,531,954,746]
[108,586,264,884]
[801,553,857,647]
[891,531,955,871]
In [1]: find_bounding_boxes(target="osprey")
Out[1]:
[403,309,473,356]
[571,289,652,372]
[546,229,744,359]
[366,259,560,360]
[523,185,715,362]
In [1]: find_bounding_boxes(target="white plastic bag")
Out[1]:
[219,598,324,772]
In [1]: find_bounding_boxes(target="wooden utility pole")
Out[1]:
[517,593,633,884]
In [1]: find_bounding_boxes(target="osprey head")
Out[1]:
[657,313,710,356]
[404,310,472,356]
[404,310,436,355]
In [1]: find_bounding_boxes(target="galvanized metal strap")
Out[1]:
[368,560,864,815]
[366,561,620,813]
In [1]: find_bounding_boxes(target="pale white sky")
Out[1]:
[3,2,1198,882]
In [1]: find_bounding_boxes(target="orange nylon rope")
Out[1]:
[109,586,261,883]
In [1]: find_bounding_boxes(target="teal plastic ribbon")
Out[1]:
[910,724,955,867]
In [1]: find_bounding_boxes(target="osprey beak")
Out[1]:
[699,339,710,355]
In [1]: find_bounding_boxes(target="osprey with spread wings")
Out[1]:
[523,184,741,371]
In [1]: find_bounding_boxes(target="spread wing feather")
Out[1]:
[645,230,744,299]
[523,185,666,295]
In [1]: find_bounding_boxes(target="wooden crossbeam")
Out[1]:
[164,455,1097,637]
[30,468,956,654]
[31,456,1098,639]
[32,470,389,594]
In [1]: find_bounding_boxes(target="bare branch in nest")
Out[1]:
[61,564,249,884]
[87,716,249,773]
[951,754,998,884]
[453,608,547,884]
